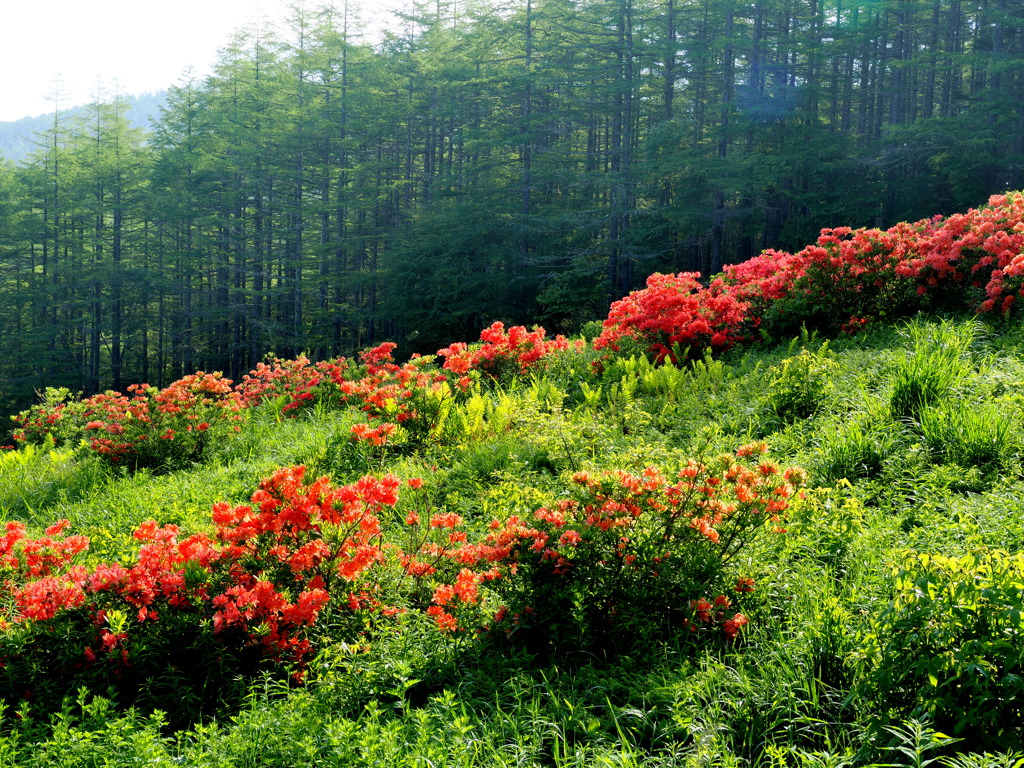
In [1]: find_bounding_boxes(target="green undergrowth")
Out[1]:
[2,315,1024,765]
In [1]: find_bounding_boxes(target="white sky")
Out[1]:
[0,0,402,123]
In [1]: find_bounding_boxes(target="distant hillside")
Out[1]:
[0,91,166,164]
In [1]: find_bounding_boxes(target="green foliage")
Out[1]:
[858,550,1024,750]
[888,320,976,422]
[781,484,869,575]
[815,417,901,484]
[448,435,554,484]
[5,690,175,768]
[877,718,961,768]
[917,401,1017,478]
[0,605,257,731]
[940,752,1024,768]
[0,441,104,521]
[762,343,839,422]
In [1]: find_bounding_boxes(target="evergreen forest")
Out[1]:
[1,0,1023,416]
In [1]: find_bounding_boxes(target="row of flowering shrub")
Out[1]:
[0,443,806,709]
[9,325,583,468]
[596,192,1024,361]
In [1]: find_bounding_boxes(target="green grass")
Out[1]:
[2,315,1024,765]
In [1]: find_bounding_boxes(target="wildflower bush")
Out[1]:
[80,373,245,470]
[8,388,88,448]
[335,346,462,445]
[10,344,462,472]
[748,223,934,335]
[896,192,1024,314]
[593,272,753,364]
[757,193,1024,332]
[0,467,407,720]
[235,354,349,415]
[10,374,244,471]
[595,193,1024,365]
[478,443,807,654]
[0,438,807,717]
[241,343,464,447]
[437,322,584,385]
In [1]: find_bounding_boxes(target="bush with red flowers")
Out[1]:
[78,373,244,470]
[0,440,806,716]
[437,322,584,384]
[594,194,1024,361]
[593,272,753,364]
[10,374,244,471]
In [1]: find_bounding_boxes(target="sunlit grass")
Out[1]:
[3,316,1024,764]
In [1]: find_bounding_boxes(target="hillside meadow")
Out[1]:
[1,194,1024,765]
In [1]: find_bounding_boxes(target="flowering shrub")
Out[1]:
[236,355,352,415]
[437,322,584,384]
[715,193,1024,339]
[790,224,933,328]
[329,347,460,445]
[10,374,244,471]
[476,443,807,652]
[708,223,936,337]
[236,345,457,443]
[207,466,405,663]
[10,344,464,472]
[895,193,1024,314]
[0,443,806,712]
[714,249,810,319]
[9,388,89,448]
[593,273,752,364]
[0,466,405,716]
[79,373,244,470]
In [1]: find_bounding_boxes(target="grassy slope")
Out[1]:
[1,317,1024,766]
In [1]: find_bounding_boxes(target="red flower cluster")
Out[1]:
[714,221,942,333]
[12,373,243,469]
[593,272,752,364]
[9,401,71,447]
[239,343,459,444]
[0,466,408,673]
[594,193,1024,361]
[350,422,397,447]
[892,193,1024,313]
[331,350,455,440]
[686,595,749,640]
[235,355,341,414]
[438,322,583,381]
